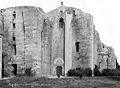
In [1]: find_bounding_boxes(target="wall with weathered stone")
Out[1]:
[0,36,2,78]
[22,7,43,75]
[0,5,117,77]
[97,43,117,71]
[0,8,13,66]
[44,5,117,75]
[71,12,93,69]
[0,6,48,76]
[46,6,66,75]
[41,18,52,76]
[93,29,101,66]
[107,47,116,69]
[65,13,73,76]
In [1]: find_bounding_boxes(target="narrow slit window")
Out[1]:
[12,33,16,41]
[75,42,80,52]
[13,23,16,28]
[13,44,16,55]
[13,36,15,41]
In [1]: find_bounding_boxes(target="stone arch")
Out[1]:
[54,58,64,66]
[53,58,64,76]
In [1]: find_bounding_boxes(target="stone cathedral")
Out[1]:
[0,2,117,77]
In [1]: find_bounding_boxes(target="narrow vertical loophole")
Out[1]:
[13,36,15,41]
[75,42,80,52]
[12,33,16,55]
[13,23,16,28]
[13,44,16,55]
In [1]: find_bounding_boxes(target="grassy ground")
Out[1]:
[0,76,120,88]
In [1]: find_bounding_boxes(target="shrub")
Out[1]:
[3,65,14,77]
[75,68,83,76]
[84,68,92,76]
[102,69,120,76]
[67,69,77,77]
[25,67,34,76]
[114,69,120,76]
[102,69,110,76]
[94,65,101,76]
[3,70,11,77]
[67,68,92,77]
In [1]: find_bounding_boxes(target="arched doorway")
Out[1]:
[54,58,64,76]
[56,66,62,76]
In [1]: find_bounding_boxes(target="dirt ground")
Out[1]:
[0,76,120,88]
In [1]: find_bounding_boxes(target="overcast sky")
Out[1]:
[0,0,120,63]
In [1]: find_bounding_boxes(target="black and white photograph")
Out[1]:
[0,0,120,88]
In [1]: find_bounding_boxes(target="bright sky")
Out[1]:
[0,0,120,64]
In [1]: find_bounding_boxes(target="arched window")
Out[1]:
[59,18,65,28]
[13,11,16,18]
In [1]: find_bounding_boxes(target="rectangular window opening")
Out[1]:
[13,23,16,28]
[12,64,17,75]
[13,36,15,41]
[75,42,80,52]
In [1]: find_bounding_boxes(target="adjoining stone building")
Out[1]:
[0,2,117,77]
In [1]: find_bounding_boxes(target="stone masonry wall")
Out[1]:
[71,12,93,69]
[0,6,48,76]
[41,19,52,76]
[0,5,117,77]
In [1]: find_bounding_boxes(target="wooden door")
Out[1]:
[56,66,62,75]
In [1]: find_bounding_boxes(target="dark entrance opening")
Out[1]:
[56,66,62,76]
[12,64,17,75]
